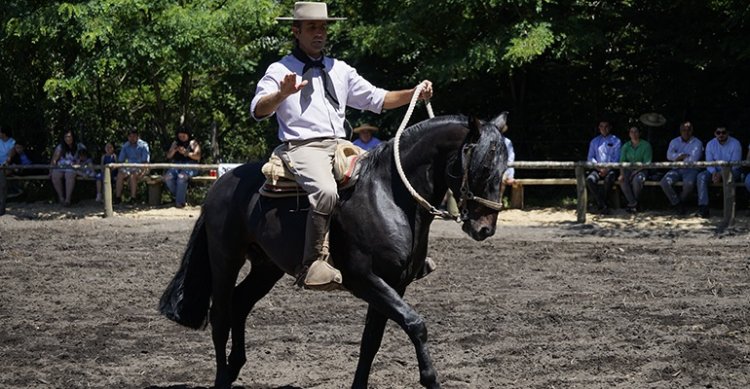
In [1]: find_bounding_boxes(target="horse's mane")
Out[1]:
[357,115,467,173]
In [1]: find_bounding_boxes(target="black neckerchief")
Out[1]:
[291,45,340,108]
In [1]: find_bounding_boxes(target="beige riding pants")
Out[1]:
[278,138,341,216]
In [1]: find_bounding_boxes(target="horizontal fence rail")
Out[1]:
[510,161,750,169]
[509,160,748,226]
[3,161,748,226]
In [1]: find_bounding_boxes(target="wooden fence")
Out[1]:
[511,160,750,226]
[3,161,749,227]
[101,163,218,217]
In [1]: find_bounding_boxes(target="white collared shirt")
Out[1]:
[251,54,387,142]
[503,137,515,179]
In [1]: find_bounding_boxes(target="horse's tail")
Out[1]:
[158,211,212,329]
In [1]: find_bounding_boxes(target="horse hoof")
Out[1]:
[415,257,437,280]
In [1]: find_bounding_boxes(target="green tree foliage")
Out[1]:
[2,0,280,161]
[2,0,749,165]
[340,0,746,145]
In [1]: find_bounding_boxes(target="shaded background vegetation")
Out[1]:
[2,0,749,172]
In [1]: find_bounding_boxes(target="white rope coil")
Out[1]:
[392,82,447,217]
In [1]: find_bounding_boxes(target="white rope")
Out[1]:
[392,82,448,217]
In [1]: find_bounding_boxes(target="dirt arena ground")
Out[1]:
[1,202,749,389]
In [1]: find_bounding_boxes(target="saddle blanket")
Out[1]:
[260,140,365,198]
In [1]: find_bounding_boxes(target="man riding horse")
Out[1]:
[251,1,434,290]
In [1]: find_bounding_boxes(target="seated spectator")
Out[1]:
[586,120,621,214]
[0,125,17,216]
[499,136,516,200]
[744,143,750,197]
[50,130,87,206]
[696,126,741,218]
[11,143,33,167]
[9,143,45,175]
[618,126,652,213]
[75,149,97,202]
[163,126,201,208]
[4,143,33,198]
[115,128,150,203]
[352,124,382,151]
[94,142,118,202]
[660,121,703,214]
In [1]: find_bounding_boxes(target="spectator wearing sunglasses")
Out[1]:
[696,127,741,218]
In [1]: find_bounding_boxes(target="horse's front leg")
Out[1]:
[352,305,389,388]
[350,276,439,389]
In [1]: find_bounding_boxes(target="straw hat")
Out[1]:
[639,112,666,127]
[353,124,378,134]
[276,2,346,21]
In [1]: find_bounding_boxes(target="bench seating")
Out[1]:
[509,178,746,209]
[5,173,216,206]
[5,174,95,181]
[143,174,217,205]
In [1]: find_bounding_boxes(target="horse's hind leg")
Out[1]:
[226,255,284,383]
[209,246,246,389]
[352,305,389,389]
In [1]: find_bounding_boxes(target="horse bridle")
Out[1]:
[392,83,503,222]
[453,143,505,221]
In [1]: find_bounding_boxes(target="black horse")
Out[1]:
[159,113,509,389]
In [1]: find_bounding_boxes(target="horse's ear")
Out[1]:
[467,116,482,142]
[491,112,509,133]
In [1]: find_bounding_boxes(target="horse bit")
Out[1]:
[452,142,505,222]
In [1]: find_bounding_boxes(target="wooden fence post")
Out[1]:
[104,166,113,218]
[575,164,587,223]
[721,165,735,228]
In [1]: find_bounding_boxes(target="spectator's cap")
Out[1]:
[276,2,346,21]
[127,127,139,135]
[176,126,192,137]
[353,124,378,133]
[639,112,666,127]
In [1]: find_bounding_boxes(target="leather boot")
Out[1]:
[295,211,342,290]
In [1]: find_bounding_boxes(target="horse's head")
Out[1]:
[447,113,509,241]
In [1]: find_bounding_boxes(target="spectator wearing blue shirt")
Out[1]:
[696,127,742,218]
[585,121,621,214]
[660,121,703,214]
[352,124,382,151]
[744,144,750,198]
[0,126,17,216]
[7,143,37,199]
[499,136,516,199]
[115,128,150,203]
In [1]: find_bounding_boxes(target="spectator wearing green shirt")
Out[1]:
[618,126,652,213]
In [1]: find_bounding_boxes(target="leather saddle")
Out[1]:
[260,140,365,198]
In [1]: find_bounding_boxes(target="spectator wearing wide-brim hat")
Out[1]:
[352,123,382,151]
[639,112,667,127]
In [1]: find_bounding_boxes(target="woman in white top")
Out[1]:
[50,130,86,206]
